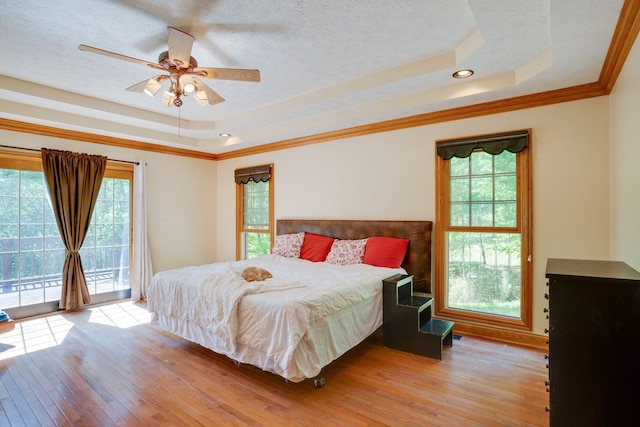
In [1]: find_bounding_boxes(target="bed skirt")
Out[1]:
[151,291,383,383]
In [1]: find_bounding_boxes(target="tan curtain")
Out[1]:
[41,148,107,310]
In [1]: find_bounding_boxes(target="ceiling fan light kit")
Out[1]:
[79,26,260,108]
[143,78,163,97]
[179,75,196,93]
[194,90,209,106]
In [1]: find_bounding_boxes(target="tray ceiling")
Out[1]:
[0,0,626,155]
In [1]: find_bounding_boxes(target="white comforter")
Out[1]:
[147,254,405,381]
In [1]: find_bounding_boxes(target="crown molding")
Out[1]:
[1,0,638,162]
[0,118,218,161]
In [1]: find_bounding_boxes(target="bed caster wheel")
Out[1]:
[314,377,325,388]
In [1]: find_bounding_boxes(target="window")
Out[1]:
[235,164,274,260]
[0,149,133,318]
[435,130,532,330]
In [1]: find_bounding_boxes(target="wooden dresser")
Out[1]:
[545,258,640,426]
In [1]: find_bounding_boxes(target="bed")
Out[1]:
[147,219,432,385]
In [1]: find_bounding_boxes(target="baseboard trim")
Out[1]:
[443,319,548,349]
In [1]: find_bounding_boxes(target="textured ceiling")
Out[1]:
[0,0,625,154]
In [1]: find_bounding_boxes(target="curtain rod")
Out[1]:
[0,144,140,165]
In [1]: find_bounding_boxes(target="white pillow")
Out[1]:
[272,232,305,258]
[325,238,368,265]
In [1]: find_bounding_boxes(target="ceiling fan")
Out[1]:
[78,26,260,107]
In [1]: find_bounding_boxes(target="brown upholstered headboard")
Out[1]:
[277,219,433,293]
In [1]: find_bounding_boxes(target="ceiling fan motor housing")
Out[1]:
[158,51,198,70]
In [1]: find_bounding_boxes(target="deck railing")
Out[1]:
[1,237,129,294]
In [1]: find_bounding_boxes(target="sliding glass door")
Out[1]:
[0,151,132,318]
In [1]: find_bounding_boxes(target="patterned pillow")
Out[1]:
[272,232,305,258]
[325,238,368,265]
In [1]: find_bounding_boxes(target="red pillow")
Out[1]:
[300,233,335,262]
[363,237,409,268]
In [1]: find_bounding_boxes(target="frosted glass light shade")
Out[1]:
[179,75,196,93]
[143,78,162,96]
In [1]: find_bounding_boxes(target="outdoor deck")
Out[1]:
[0,271,128,309]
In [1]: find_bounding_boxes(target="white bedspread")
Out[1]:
[147,254,405,381]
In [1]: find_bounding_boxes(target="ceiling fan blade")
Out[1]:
[78,44,164,71]
[125,79,151,93]
[192,67,260,82]
[167,26,194,69]
[126,75,166,96]
[192,78,225,105]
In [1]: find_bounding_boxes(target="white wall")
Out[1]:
[216,130,436,258]
[1,130,218,272]
[218,96,611,335]
[609,34,640,271]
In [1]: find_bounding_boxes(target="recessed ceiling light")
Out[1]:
[452,69,474,79]
[220,133,231,137]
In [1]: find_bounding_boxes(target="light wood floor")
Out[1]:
[0,301,549,426]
